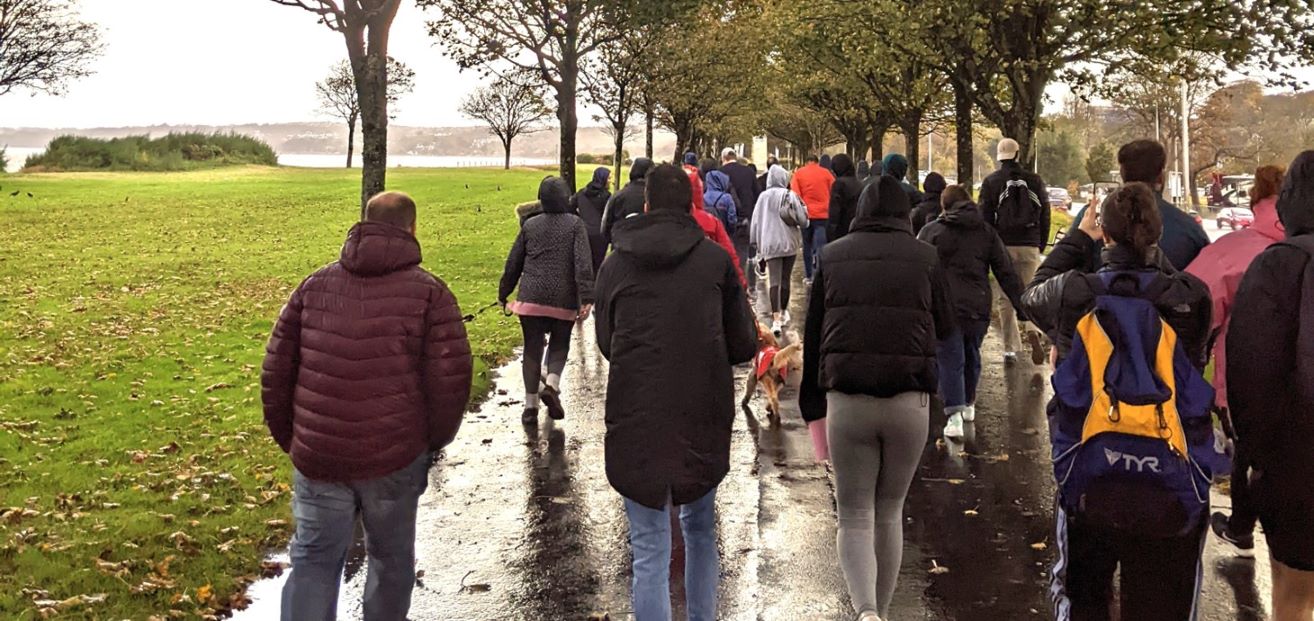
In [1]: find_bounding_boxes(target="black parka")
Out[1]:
[918,200,1026,324]
[800,176,956,422]
[600,158,653,244]
[594,210,757,509]
[827,154,865,241]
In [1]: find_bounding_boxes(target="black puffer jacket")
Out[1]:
[1228,151,1314,492]
[601,158,653,244]
[571,168,612,271]
[800,176,956,422]
[918,200,1026,324]
[499,178,595,310]
[594,210,757,508]
[980,160,1051,250]
[1021,231,1211,367]
[910,172,947,235]
[827,154,865,241]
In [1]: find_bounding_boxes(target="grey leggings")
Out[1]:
[766,255,797,314]
[827,391,930,619]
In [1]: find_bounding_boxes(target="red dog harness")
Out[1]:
[755,346,787,381]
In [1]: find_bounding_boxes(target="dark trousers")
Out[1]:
[935,319,989,409]
[1228,446,1259,535]
[519,315,574,394]
[734,232,754,290]
[1051,507,1206,621]
[803,218,828,280]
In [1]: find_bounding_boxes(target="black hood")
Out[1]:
[851,176,913,234]
[1278,150,1314,237]
[939,200,984,228]
[856,160,871,180]
[584,167,611,198]
[339,221,422,277]
[831,153,856,178]
[923,172,947,196]
[611,210,705,269]
[539,177,571,214]
[630,158,654,182]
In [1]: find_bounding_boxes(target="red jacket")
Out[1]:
[685,164,706,212]
[691,201,746,288]
[791,162,835,220]
[262,222,473,482]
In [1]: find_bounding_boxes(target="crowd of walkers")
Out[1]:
[261,137,1314,620]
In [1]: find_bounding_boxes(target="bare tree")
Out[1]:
[316,57,415,168]
[459,78,551,170]
[582,29,650,191]
[0,0,103,97]
[269,0,401,216]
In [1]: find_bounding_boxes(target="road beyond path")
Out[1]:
[234,268,1274,621]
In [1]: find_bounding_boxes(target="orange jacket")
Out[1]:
[790,163,835,220]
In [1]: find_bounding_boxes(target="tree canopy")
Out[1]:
[0,0,103,97]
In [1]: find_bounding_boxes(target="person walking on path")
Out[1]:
[826,153,864,242]
[1184,164,1285,558]
[918,185,1027,441]
[571,167,612,273]
[499,177,596,424]
[702,169,739,236]
[856,159,871,183]
[721,149,760,289]
[1023,184,1214,621]
[800,175,955,621]
[880,153,924,207]
[910,172,948,235]
[820,153,833,173]
[602,158,654,246]
[1227,151,1314,620]
[980,138,1051,367]
[683,152,706,213]
[594,163,757,621]
[262,191,473,621]
[752,164,809,334]
[791,154,836,282]
[1066,140,1211,272]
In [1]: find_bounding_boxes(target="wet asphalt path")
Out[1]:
[234,264,1273,621]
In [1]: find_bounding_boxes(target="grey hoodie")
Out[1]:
[750,165,809,260]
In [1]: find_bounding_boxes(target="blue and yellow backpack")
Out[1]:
[1051,271,1228,536]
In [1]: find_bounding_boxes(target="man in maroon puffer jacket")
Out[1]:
[261,191,472,620]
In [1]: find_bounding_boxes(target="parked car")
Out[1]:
[1216,207,1255,230]
[1047,187,1072,211]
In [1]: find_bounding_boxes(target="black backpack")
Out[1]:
[995,174,1043,236]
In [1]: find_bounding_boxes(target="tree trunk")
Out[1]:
[346,114,357,169]
[503,137,512,170]
[870,125,886,163]
[903,118,922,189]
[645,109,654,159]
[556,74,579,192]
[953,80,973,186]
[353,52,389,218]
[613,125,625,192]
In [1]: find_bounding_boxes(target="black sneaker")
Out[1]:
[540,385,565,421]
[1210,512,1255,558]
[521,407,539,424]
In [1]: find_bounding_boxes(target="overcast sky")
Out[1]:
[0,0,495,129]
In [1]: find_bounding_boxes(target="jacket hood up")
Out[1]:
[832,154,856,178]
[612,210,706,269]
[584,167,611,197]
[630,158,654,182]
[819,154,833,171]
[939,200,984,228]
[705,169,732,193]
[882,153,909,181]
[539,177,572,214]
[339,221,422,277]
[1278,150,1314,237]
[766,164,791,189]
[856,160,871,180]
[683,152,699,166]
[923,172,947,196]
[852,175,912,233]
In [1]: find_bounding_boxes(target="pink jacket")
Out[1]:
[1184,196,1283,409]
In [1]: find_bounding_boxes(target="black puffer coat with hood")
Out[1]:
[827,154,865,241]
[601,158,654,244]
[1227,151,1314,565]
[918,199,1026,324]
[594,209,757,509]
[800,176,956,422]
[910,172,948,235]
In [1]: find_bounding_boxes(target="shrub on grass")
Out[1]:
[23,132,278,172]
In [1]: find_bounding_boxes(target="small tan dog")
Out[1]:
[742,324,803,425]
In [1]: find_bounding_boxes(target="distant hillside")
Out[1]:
[0,123,679,160]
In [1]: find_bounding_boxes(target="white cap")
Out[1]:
[997,138,1019,161]
[721,147,737,160]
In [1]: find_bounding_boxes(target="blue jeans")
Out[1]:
[802,219,829,280]
[281,452,431,621]
[936,320,989,411]
[623,488,719,621]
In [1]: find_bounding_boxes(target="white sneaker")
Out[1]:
[857,612,883,621]
[962,404,976,423]
[782,310,792,325]
[943,412,965,440]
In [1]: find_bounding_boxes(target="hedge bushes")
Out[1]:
[24,132,278,172]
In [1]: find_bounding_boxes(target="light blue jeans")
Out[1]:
[281,451,431,621]
[623,488,720,621]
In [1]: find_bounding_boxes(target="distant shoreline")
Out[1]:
[3,149,559,174]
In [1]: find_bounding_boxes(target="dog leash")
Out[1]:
[462,301,510,323]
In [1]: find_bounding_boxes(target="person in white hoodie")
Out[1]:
[750,165,809,334]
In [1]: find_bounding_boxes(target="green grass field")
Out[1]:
[0,165,553,618]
